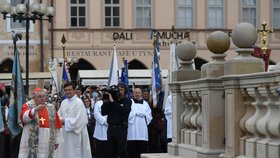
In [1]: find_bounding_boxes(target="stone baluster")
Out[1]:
[196,91,202,131]
[221,22,264,158]
[244,87,266,157]
[239,88,255,156]
[189,91,202,146]
[267,85,280,158]
[189,91,200,129]
[256,86,280,158]
[181,91,197,144]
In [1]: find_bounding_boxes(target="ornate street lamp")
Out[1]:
[1,1,55,95]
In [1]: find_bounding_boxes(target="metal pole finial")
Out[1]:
[153,32,157,48]
[61,34,67,59]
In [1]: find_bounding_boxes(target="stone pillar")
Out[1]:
[168,41,200,155]
[198,31,230,158]
[220,22,265,158]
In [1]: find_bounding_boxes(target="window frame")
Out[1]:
[176,0,194,29]
[240,0,257,26]
[69,0,87,28]
[104,0,121,28]
[135,0,152,28]
[207,0,224,29]
[272,0,280,29]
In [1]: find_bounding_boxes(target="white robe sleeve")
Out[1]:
[128,103,136,124]
[94,101,107,125]
[144,101,152,125]
[164,95,172,120]
[64,101,88,134]
[22,109,34,123]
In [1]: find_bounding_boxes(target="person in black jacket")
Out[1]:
[101,83,132,158]
[0,89,11,158]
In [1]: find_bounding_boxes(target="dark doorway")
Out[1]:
[0,58,23,73]
[269,60,276,65]
[128,59,148,69]
[69,58,96,82]
[194,57,208,71]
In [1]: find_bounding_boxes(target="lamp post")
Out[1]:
[1,1,55,95]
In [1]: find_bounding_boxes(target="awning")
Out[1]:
[77,69,168,86]
[0,72,51,86]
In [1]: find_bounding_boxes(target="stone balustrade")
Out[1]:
[222,71,280,158]
[142,22,280,158]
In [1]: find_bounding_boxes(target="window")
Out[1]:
[136,0,151,28]
[241,0,256,26]
[208,0,224,28]
[70,0,86,27]
[104,0,120,27]
[273,0,280,28]
[176,0,193,28]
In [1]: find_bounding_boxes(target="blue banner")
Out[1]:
[153,48,161,89]
[61,64,69,100]
[8,47,26,137]
[120,59,131,99]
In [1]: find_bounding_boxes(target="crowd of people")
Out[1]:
[0,82,173,158]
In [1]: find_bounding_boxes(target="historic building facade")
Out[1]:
[0,0,280,92]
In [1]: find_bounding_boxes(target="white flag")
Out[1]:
[48,59,59,95]
[108,44,119,87]
[163,43,179,109]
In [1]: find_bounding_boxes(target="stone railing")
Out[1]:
[142,23,280,158]
[221,71,280,158]
[168,68,280,158]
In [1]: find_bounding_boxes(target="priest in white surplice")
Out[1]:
[164,94,172,142]
[127,88,152,158]
[93,99,109,158]
[56,82,92,158]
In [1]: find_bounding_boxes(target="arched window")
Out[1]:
[0,58,23,73]
[128,59,147,69]
[69,58,96,81]
[194,57,208,70]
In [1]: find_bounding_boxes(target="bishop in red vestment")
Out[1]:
[18,88,63,158]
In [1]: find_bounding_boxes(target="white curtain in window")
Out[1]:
[242,0,256,6]
[209,0,223,5]
[177,0,193,28]
[208,0,223,28]
[273,0,280,28]
[241,7,256,25]
[136,0,151,27]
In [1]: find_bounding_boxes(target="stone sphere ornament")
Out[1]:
[176,41,196,61]
[207,31,230,54]
[231,22,258,48]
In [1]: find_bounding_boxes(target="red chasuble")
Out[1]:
[20,104,62,128]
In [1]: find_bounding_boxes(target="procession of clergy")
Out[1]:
[3,82,172,158]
